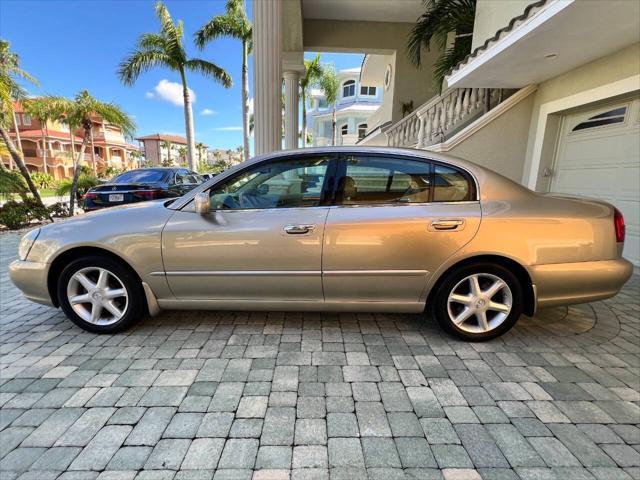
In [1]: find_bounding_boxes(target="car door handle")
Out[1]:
[431,219,464,230]
[283,224,316,234]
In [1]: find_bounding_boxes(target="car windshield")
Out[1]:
[112,170,169,183]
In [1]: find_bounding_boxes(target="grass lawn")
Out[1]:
[40,188,60,198]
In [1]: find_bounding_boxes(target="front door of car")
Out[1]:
[162,155,335,302]
[322,154,481,306]
[172,169,201,196]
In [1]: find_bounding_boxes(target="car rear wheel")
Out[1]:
[431,263,523,341]
[58,256,144,333]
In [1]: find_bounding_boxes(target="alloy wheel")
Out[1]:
[66,267,129,325]
[446,273,513,334]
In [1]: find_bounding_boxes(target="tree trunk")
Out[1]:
[241,39,251,161]
[301,91,307,148]
[40,125,48,175]
[180,69,197,171]
[0,125,44,206]
[89,125,97,176]
[332,106,337,146]
[69,138,88,216]
[11,111,21,170]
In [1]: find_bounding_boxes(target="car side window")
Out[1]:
[433,165,472,202]
[208,157,331,210]
[174,170,187,185]
[337,155,432,205]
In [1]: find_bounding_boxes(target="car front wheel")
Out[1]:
[431,263,523,341]
[58,256,145,333]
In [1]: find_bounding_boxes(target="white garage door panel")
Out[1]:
[553,97,640,266]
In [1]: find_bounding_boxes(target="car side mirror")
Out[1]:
[194,192,210,215]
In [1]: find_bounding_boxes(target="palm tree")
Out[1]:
[407,0,477,89]
[57,91,135,215]
[178,146,187,163]
[195,0,252,160]
[317,65,339,146]
[300,54,322,148]
[23,97,63,175]
[195,142,206,163]
[119,1,232,171]
[0,39,43,205]
[161,140,172,165]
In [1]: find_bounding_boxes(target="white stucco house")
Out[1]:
[307,67,382,146]
[252,0,640,265]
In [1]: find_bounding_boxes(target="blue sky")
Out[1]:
[1,0,363,150]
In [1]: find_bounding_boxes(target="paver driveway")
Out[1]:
[1,230,639,480]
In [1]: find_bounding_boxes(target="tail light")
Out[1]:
[614,207,625,243]
[134,189,163,200]
[83,192,98,200]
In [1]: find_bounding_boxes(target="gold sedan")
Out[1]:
[10,147,633,341]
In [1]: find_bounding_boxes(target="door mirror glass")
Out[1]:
[194,192,210,214]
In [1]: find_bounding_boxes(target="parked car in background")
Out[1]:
[10,147,632,340]
[82,168,202,211]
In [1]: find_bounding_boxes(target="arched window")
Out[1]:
[358,123,368,140]
[342,80,355,98]
[341,124,349,136]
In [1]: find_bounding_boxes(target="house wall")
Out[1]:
[443,92,535,182]
[522,42,640,190]
[471,0,532,50]
[303,19,441,125]
[143,140,161,166]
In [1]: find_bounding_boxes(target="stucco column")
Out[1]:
[283,70,300,150]
[253,0,282,155]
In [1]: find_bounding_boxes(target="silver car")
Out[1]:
[10,147,633,341]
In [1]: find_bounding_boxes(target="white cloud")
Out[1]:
[146,79,196,106]
[201,108,216,116]
[213,126,243,131]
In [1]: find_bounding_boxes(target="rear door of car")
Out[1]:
[322,153,481,307]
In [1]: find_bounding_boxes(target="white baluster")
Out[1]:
[455,89,463,122]
[471,88,479,112]
[447,92,456,130]
[425,110,434,144]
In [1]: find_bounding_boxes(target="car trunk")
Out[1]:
[87,183,164,207]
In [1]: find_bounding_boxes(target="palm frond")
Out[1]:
[155,1,185,62]
[185,59,232,88]
[317,65,339,105]
[432,37,472,91]
[118,49,172,86]
[194,13,249,49]
[407,0,476,68]
[137,33,167,51]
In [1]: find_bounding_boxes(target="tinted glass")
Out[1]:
[339,156,431,205]
[433,165,471,202]
[112,170,169,183]
[209,157,330,210]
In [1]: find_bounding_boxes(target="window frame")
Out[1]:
[360,86,377,96]
[175,152,478,212]
[182,154,340,212]
[333,153,477,207]
[342,80,356,98]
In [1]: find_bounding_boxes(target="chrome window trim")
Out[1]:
[169,148,481,210]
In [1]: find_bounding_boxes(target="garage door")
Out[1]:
[552,97,640,265]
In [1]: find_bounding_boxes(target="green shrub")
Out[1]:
[48,202,70,218]
[0,199,51,229]
[56,174,100,200]
[31,172,56,189]
[0,169,29,200]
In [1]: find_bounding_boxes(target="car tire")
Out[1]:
[431,262,523,341]
[57,256,145,334]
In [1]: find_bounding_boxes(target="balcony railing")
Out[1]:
[386,87,510,149]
